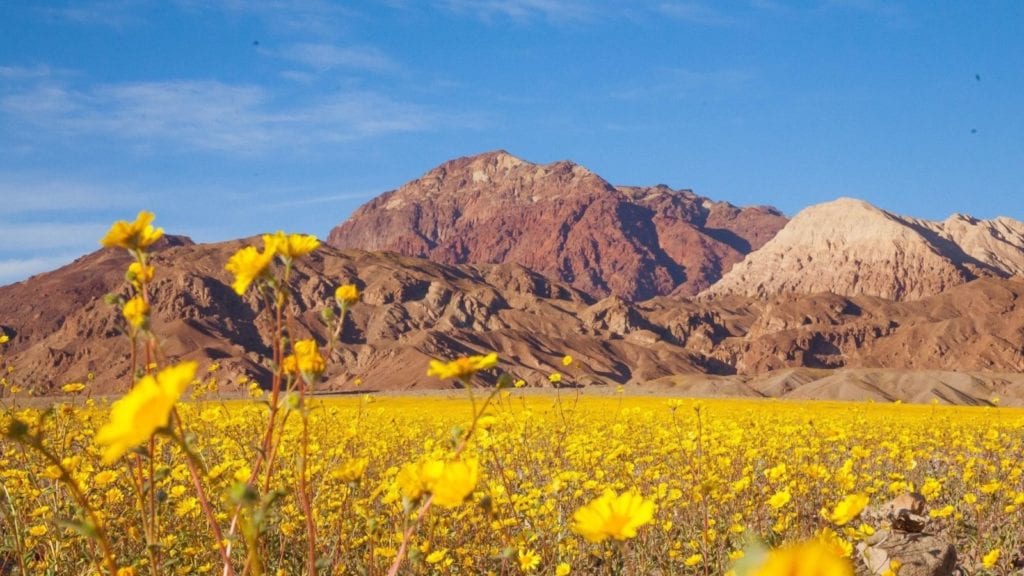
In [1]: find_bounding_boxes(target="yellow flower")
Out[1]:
[982,548,1000,569]
[768,489,792,509]
[61,382,86,394]
[548,372,562,384]
[282,339,325,384]
[571,490,655,543]
[263,231,319,260]
[980,480,1001,495]
[127,262,155,287]
[94,470,117,487]
[427,458,479,507]
[555,563,571,576]
[122,296,149,330]
[752,540,853,576]
[827,494,869,526]
[399,458,479,507]
[335,284,360,308]
[101,211,164,250]
[562,355,573,366]
[425,549,447,564]
[517,548,540,572]
[225,241,277,295]
[816,528,853,558]
[684,553,703,567]
[427,352,498,380]
[333,458,368,483]
[117,568,136,576]
[0,332,9,345]
[514,379,526,388]
[95,361,197,464]
[881,560,902,576]
[28,524,47,537]
[920,478,942,499]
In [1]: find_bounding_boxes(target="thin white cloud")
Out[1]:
[0,65,59,79]
[751,0,905,21]
[438,0,594,22]
[281,43,398,73]
[39,0,148,28]
[0,176,129,215]
[657,2,738,25]
[261,191,377,209]
[0,222,109,253]
[279,70,318,83]
[91,81,274,150]
[175,0,354,35]
[434,1,752,26]
[1,79,460,153]
[0,253,84,286]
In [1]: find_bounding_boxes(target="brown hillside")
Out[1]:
[2,239,1023,404]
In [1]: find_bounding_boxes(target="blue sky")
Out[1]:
[1,1,1022,286]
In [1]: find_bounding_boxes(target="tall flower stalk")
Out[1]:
[223,231,358,575]
[386,352,501,576]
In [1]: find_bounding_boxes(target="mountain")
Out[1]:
[2,237,1023,403]
[326,151,787,301]
[704,197,1024,301]
[0,239,712,395]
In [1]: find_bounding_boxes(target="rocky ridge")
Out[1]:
[704,197,1024,301]
[2,239,1023,403]
[327,151,787,301]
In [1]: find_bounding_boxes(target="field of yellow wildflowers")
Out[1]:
[2,212,1023,575]
[5,391,1024,574]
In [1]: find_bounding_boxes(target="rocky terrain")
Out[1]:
[327,151,787,300]
[3,153,1023,404]
[704,197,1024,301]
[2,236,1023,404]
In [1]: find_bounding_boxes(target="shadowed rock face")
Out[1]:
[703,197,1024,301]
[3,236,1024,401]
[327,150,787,301]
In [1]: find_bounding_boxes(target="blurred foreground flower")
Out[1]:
[427,352,498,380]
[95,361,197,464]
[100,210,164,251]
[332,458,368,483]
[225,241,277,295]
[127,262,155,288]
[283,339,325,384]
[398,458,479,507]
[737,540,853,576]
[122,296,149,331]
[571,489,654,543]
